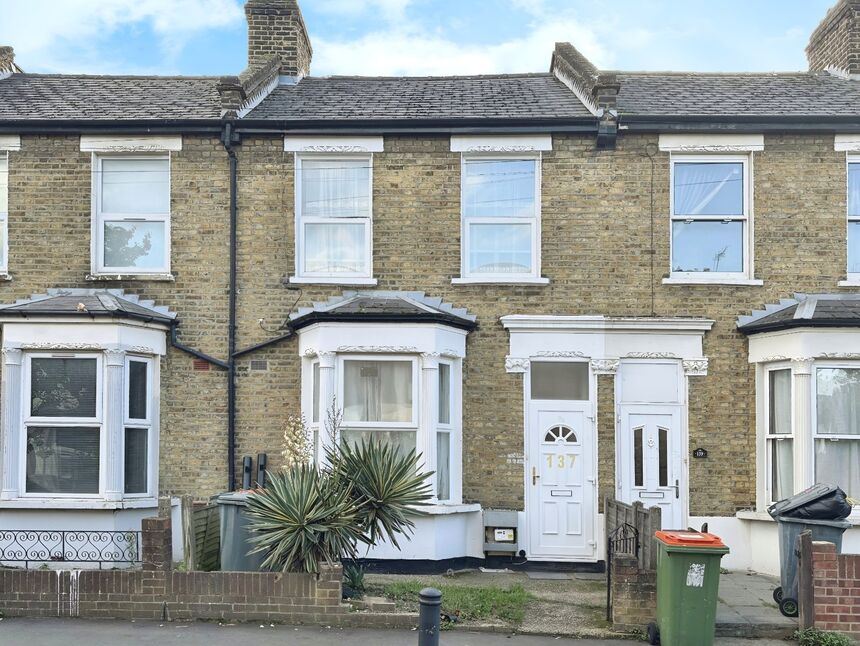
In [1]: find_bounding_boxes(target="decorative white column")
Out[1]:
[421,353,440,489]
[316,351,336,465]
[104,349,126,501]
[1,347,23,500]
[792,358,814,494]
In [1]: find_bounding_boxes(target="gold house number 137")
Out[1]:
[546,454,577,468]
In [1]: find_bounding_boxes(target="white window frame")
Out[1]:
[436,360,453,502]
[455,153,545,284]
[668,154,754,284]
[338,355,419,433]
[846,154,860,282]
[20,352,104,499]
[92,153,172,276]
[0,152,8,274]
[123,355,154,498]
[292,154,374,284]
[764,364,793,505]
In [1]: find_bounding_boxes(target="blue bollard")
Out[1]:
[418,587,442,646]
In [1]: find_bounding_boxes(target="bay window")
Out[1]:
[294,156,373,282]
[93,155,171,275]
[766,367,793,503]
[670,156,750,280]
[341,358,417,457]
[848,156,860,276]
[815,367,860,499]
[16,351,158,500]
[0,154,7,273]
[459,155,541,282]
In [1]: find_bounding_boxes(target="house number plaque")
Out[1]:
[692,448,708,459]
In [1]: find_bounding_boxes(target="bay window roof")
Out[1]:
[289,291,477,332]
[0,288,176,325]
[738,294,860,335]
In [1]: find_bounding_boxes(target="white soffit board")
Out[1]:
[451,135,552,153]
[284,136,384,153]
[835,134,860,151]
[658,133,764,152]
[0,135,21,151]
[80,135,183,152]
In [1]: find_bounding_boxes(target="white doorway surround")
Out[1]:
[501,315,713,562]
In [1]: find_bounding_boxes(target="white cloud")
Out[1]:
[313,0,412,20]
[0,0,243,74]
[312,16,610,76]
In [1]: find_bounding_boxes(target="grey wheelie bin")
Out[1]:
[217,492,266,571]
[767,484,853,618]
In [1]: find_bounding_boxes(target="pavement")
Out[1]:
[716,572,796,639]
[0,618,791,645]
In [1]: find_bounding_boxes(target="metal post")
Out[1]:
[418,587,442,646]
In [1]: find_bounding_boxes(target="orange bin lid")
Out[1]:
[655,530,726,548]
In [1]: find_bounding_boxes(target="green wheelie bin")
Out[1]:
[646,530,730,646]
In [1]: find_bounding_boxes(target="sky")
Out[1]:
[0,0,840,77]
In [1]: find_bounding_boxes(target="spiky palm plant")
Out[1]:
[245,463,368,574]
[328,439,433,550]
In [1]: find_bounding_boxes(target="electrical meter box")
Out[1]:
[483,509,519,554]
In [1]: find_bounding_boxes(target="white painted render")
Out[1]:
[283,135,384,153]
[0,135,21,151]
[450,134,553,152]
[658,133,765,152]
[79,135,182,152]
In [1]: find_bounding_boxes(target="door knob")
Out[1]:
[673,479,680,499]
[532,467,540,486]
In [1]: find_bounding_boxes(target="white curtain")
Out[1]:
[849,163,860,217]
[437,431,450,500]
[343,360,412,423]
[0,156,7,213]
[816,368,860,436]
[770,439,794,501]
[674,162,743,216]
[304,222,365,273]
[301,159,369,218]
[769,369,792,434]
[816,439,860,499]
[342,429,416,457]
[101,158,169,214]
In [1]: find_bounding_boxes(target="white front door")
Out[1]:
[528,405,596,560]
[618,407,685,529]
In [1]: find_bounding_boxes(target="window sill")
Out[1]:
[0,273,12,282]
[452,277,550,286]
[286,276,378,286]
[0,497,159,510]
[838,278,860,287]
[662,277,763,286]
[87,273,175,282]
[737,509,860,526]
[423,503,482,515]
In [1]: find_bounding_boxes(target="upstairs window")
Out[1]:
[670,156,750,280]
[848,157,860,276]
[460,156,541,282]
[295,156,372,281]
[0,154,7,272]
[94,156,170,275]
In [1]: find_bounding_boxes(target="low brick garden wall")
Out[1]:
[0,516,347,624]
[809,540,860,638]
[610,553,656,629]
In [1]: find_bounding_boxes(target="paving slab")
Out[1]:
[525,571,571,580]
[716,571,796,640]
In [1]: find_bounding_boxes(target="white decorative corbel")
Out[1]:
[682,358,709,376]
[590,358,619,375]
[505,356,530,374]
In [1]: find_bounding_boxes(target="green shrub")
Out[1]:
[795,628,854,646]
[245,437,432,574]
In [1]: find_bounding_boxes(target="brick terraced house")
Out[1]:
[2,0,860,573]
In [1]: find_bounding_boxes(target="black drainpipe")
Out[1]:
[222,121,239,492]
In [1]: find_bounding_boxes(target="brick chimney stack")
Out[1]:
[245,0,312,77]
[807,0,860,76]
[0,47,21,77]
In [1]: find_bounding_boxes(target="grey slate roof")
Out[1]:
[246,73,594,121]
[289,291,476,330]
[0,74,222,121]
[0,288,176,325]
[615,71,860,117]
[738,294,860,334]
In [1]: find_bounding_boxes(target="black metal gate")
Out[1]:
[606,522,640,621]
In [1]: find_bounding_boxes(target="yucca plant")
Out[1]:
[328,439,433,550]
[245,431,433,574]
[245,463,368,574]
